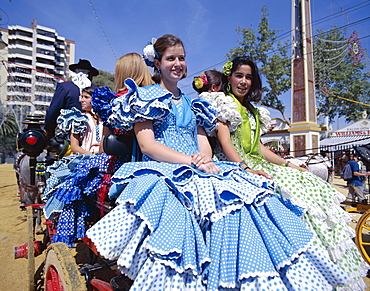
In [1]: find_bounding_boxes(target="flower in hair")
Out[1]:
[143,37,158,67]
[193,74,208,90]
[222,61,233,76]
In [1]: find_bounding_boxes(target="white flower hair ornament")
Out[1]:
[143,37,158,67]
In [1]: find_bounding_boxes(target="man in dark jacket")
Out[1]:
[44,59,99,139]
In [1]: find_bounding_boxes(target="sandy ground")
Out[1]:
[0,163,369,290]
[0,163,45,290]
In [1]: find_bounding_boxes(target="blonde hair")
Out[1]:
[114,52,154,92]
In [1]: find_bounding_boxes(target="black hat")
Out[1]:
[69,59,99,76]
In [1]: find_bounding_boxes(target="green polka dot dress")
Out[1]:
[213,100,369,291]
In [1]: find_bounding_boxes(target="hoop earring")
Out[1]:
[226,82,231,93]
[156,67,161,76]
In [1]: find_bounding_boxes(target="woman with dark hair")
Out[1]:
[86,35,348,290]
[58,86,103,154]
[192,69,225,93]
[205,56,368,289]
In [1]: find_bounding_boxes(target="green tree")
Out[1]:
[0,112,18,162]
[93,70,114,90]
[314,29,370,124]
[0,113,18,137]
[227,6,291,124]
[228,7,370,125]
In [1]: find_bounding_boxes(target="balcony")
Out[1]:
[55,43,65,50]
[36,62,55,70]
[5,100,32,106]
[34,100,51,106]
[37,43,55,51]
[8,53,32,61]
[36,53,54,61]
[8,44,33,51]
[54,69,65,76]
[55,52,65,58]
[8,34,33,43]
[7,90,32,97]
[35,81,56,88]
[37,34,55,43]
[8,81,32,87]
[8,72,32,79]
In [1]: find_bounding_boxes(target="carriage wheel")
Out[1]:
[44,242,86,291]
[355,209,370,265]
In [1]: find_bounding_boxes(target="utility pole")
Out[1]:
[289,0,321,156]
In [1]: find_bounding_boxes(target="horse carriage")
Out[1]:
[13,115,370,290]
[14,115,134,291]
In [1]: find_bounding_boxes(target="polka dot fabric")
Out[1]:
[225,111,368,290]
[207,92,368,290]
[84,82,352,290]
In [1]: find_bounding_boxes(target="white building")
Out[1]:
[1,18,75,127]
[320,119,370,151]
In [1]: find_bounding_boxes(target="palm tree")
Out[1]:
[0,111,19,163]
[0,113,19,137]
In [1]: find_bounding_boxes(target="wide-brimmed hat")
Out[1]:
[69,59,99,76]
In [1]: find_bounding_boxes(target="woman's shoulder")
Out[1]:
[107,81,172,131]
[57,107,89,134]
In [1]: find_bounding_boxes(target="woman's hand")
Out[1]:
[191,152,212,168]
[197,161,220,174]
[246,169,272,179]
[191,152,219,174]
[287,161,309,172]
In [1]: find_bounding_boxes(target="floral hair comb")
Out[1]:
[222,61,233,76]
[143,37,158,67]
[193,74,208,90]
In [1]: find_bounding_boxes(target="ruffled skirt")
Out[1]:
[237,154,369,290]
[87,161,349,290]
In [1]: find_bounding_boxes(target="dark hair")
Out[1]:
[152,34,187,83]
[82,86,95,96]
[225,56,263,103]
[192,70,226,94]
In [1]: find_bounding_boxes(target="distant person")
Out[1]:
[346,154,370,203]
[57,87,103,155]
[358,156,368,193]
[338,151,349,174]
[45,59,99,140]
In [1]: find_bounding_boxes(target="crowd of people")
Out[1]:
[40,34,368,290]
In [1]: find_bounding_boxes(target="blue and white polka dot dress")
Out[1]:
[87,80,349,290]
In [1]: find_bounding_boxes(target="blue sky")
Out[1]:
[2,0,369,129]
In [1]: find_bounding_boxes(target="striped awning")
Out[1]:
[320,135,370,150]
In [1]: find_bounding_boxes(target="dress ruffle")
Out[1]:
[256,106,271,135]
[108,161,278,222]
[108,79,172,131]
[43,154,91,202]
[226,127,369,289]
[87,174,210,277]
[87,161,349,290]
[191,98,218,134]
[199,92,242,132]
[91,86,117,130]
[57,107,88,135]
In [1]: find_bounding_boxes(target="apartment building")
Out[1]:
[1,18,75,126]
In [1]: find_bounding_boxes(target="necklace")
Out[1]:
[172,94,182,100]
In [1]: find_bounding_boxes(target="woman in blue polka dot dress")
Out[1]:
[86,34,349,290]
